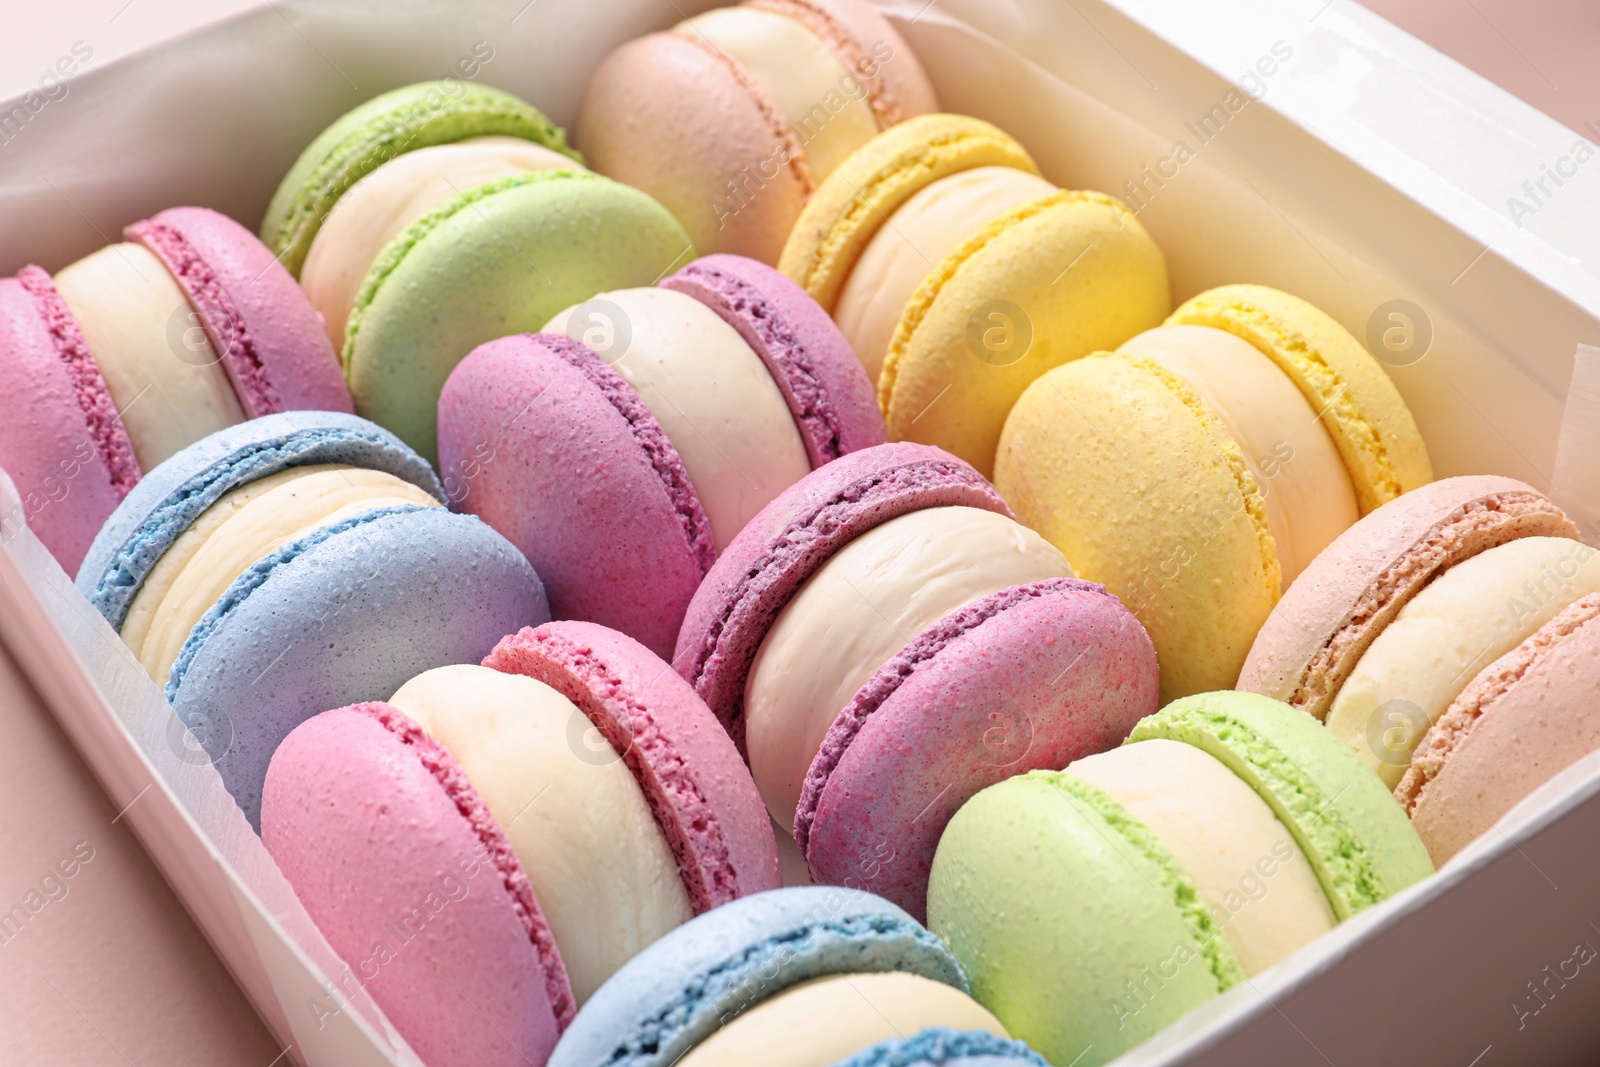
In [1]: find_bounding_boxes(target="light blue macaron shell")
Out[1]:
[168,503,547,830]
[829,1029,1049,1067]
[76,411,443,630]
[549,886,967,1067]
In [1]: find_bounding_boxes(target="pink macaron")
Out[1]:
[0,206,350,571]
[438,253,885,660]
[263,620,779,1067]
[674,442,1160,918]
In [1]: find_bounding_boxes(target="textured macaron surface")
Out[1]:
[1129,691,1433,919]
[167,504,548,829]
[262,702,571,1067]
[483,621,781,912]
[77,411,441,630]
[262,80,580,276]
[828,1028,1049,1067]
[548,887,965,1067]
[343,170,693,463]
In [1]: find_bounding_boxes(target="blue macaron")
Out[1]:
[76,411,549,829]
[549,886,968,1067]
[830,1029,1048,1067]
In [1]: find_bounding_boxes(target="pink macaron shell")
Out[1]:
[0,268,140,571]
[661,253,886,467]
[797,577,1158,919]
[261,703,571,1067]
[483,621,781,910]
[126,206,352,418]
[438,333,713,660]
[673,441,1010,751]
[1238,475,1576,720]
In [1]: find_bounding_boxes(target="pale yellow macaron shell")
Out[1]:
[778,113,1040,314]
[1167,284,1432,512]
[995,352,1276,703]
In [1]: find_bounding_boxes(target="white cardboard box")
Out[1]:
[2,1,1598,1064]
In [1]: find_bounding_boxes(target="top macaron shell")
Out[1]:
[127,207,353,418]
[548,886,968,1067]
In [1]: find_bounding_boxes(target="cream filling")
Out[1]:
[1117,324,1359,586]
[391,664,692,1005]
[1069,739,1335,976]
[301,136,580,351]
[832,166,1056,382]
[53,242,243,471]
[678,6,880,181]
[1328,536,1600,787]
[675,971,1006,1067]
[745,505,1073,828]
[545,286,810,551]
[120,464,438,684]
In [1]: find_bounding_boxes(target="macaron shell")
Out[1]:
[344,171,694,463]
[77,410,443,630]
[1402,594,1600,864]
[482,621,781,910]
[775,0,939,124]
[262,704,568,1067]
[438,332,712,660]
[996,354,1277,703]
[0,268,139,572]
[661,254,886,466]
[127,207,352,418]
[1238,475,1576,721]
[547,886,966,1067]
[799,577,1159,919]
[1129,690,1434,919]
[262,80,581,276]
[167,504,549,829]
[828,1029,1049,1067]
[673,442,1010,750]
[1167,284,1432,512]
[577,32,809,263]
[778,114,1039,312]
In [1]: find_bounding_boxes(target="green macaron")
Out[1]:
[927,690,1431,1067]
[342,170,694,463]
[262,80,581,277]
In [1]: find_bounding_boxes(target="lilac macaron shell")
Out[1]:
[262,703,570,1067]
[673,442,1011,751]
[439,332,713,660]
[798,576,1159,919]
[660,254,886,467]
[127,206,352,417]
[483,620,780,911]
[0,267,139,572]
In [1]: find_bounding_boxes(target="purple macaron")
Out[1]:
[437,253,885,660]
[673,442,1161,919]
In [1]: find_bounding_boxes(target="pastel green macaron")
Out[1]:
[927,690,1431,1066]
[262,80,581,276]
[342,170,694,462]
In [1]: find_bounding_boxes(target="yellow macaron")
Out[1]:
[995,285,1432,703]
[779,114,1170,476]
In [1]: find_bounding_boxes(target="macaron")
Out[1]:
[674,442,1159,917]
[1238,475,1600,863]
[995,284,1433,704]
[548,886,1006,1067]
[778,113,1170,474]
[342,168,694,463]
[76,411,547,827]
[438,253,885,659]
[1,208,351,570]
[262,619,780,1066]
[926,691,1433,1067]
[829,1030,1047,1067]
[261,80,581,277]
[577,0,937,262]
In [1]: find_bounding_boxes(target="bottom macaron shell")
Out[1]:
[263,705,566,1067]
[832,1029,1048,1067]
[170,505,549,829]
[799,578,1158,919]
[482,621,781,910]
